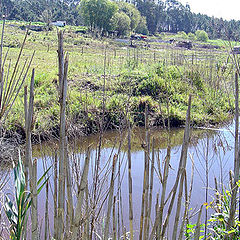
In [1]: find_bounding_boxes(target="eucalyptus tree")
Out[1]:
[79,0,118,34]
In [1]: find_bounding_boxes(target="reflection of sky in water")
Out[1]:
[0,123,236,239]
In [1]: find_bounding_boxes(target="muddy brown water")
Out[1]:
[1,124,235,239]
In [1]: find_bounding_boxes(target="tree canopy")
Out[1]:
[1,0,240,40]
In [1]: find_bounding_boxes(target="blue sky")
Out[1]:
[178,0,240,21]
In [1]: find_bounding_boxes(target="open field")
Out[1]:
[0,21,235,141]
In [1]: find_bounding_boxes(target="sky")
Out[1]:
[178,0,240,21]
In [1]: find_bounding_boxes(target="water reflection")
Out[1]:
[0,124,235,239]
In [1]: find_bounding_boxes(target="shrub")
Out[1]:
[188,32,196,40]
[137,75,165,96]
[195,30,209,42]
[177,31,188,39]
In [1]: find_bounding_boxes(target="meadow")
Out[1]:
[0,21,234,140]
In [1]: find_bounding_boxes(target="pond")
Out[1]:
[1,123,235,239]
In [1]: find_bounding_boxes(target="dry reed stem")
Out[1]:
[127,120,133,240]
[24,69,37,239]
[194,205,203,240]
[53,152,58,239]
[139,104,150,240]
[104,154,117,240]
[227,71,240,231]
[72,147,90,239]
[57,30,69,240]
[146,137,155,238]
[84,184,90,240]
[178,170,188,240]
[113,196,117,240]
[150,95,192,240]
[65,137,74,235]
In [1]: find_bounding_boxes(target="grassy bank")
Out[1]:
[1,21,234,140]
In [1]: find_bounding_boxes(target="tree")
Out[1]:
[80,0,118,34]
[0,0,14,18]
[137,0,166,34]
[136,16,148,35]
[111,12,131,36]
[118,2,140,32]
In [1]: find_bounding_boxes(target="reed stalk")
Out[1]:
[30,159,38,240]
[24,69,37,239]
[127,120,133,240]
[57,30,69,240]
[140,104,150,240]
[146,137,155,238]
[180,154,194,240]
[204,136,209,239]
[72,147,90,239]
[194,205,203,240]
[227,71,240,231]
[163,95,192,239]
[150,95,192,240]
[84,183,90,240]
[53,152,58,240]
[65,137,74,235]
[104,154,117,240]
[113,196,117,240]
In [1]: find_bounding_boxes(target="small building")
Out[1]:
[51,21,66,27]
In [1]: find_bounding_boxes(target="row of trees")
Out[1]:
[1,0,240,40]
[80,0,148,36]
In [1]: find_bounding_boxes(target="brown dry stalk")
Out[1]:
[57,30,69,240]
[104,154,117,239]
[227,71,240,231]
[127,120,133,240]
[150,95,192,240]
[194,205,203,240]
[72,147,90,239]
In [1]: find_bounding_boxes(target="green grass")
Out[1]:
[0,21,235,138]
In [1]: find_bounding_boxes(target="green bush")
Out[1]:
[137,75,165,96]
[188,32,196,40]
[195,30,209,42]
[177,31,188,39]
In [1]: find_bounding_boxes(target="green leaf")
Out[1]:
[37,165,52,186]
[4,195,18,225]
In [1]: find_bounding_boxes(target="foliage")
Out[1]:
[136,16,149,35]
[2,0,83,26]
[0,22,234,136]
[4,154,51,240]
[79,0,118,34]
[2,0,240,40]
[195,30,209,42]
[118,2,140,32]
[188,32,196,40]
[204,185,240,239]
[111,12,131,37]
[176,31,188,39]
